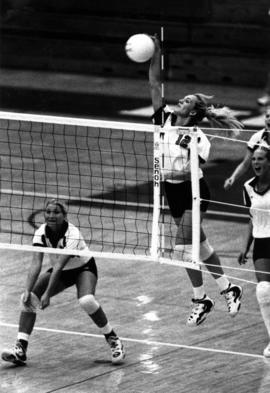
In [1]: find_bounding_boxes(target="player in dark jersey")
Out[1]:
[1,199,125,365]
[149,36,243,326]
[239,146,270,357]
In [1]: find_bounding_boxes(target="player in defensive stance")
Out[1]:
[224,107,270,190]
[1,199,125,365]
[149,36,243,326]
[238,146,270,357]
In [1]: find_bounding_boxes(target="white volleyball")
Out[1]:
[125,34,155,63]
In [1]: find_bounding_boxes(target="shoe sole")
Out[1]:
[1,353,26,366]
[112,352,125,365]
[229,302,241,317]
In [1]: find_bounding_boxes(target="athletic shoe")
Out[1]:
[263,343,270,358]
[107,336,125,364]
[257,94,270,106]
[221,284,243,317]
[1,342,27,365]
[187,295,215,326]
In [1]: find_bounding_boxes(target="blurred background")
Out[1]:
[0,0,269,117]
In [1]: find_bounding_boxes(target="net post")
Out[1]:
[190,127,201,268]
[160,26,165,257]
[150,125,161,259]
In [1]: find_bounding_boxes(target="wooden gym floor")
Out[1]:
[1,216,270,393]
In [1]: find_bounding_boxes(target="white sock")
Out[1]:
[100,323,113,335]
[193,285,206,300]
[215,275,230,292]
[257,282,270,338]
[260,304,270,338]
[17,332,29,342]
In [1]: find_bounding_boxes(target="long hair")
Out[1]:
[190,93,244,137]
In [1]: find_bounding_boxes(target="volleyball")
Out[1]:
[125,34,155,63]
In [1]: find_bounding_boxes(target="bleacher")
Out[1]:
[0,0,270,88]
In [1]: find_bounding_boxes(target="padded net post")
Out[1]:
[190,127,201,267]
[150,126,161,258]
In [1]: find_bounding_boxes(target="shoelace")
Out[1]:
[14,345,25,356]
[225,291,234,302]
[190,303,204,318]
[108,337,121,350]
[224,292,235,311]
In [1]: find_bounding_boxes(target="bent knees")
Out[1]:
[20,292,40,313]
[256,281,270,305]
[78,294,100,315]
[200,239,214,261]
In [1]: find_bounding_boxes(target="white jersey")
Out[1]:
[243,177,270,238]
[247,129,270,151]
[162,125,210,184]
[152,105,210,184]
[33,222,90,270]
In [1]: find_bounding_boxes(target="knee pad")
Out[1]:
[174,244,192,262]
[78,294,100,315]
[20,292,40,313]
[256,281,270,305]
[200,239,214,261]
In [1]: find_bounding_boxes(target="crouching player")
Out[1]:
[1,199,125,365]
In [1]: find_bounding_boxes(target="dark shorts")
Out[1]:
[33,257,97,297]
[253,238,270,261]
[164,178,210,218]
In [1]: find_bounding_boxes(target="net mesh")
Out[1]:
[1,110,259,283]
[158,125,262,277]
[0,113,156,256]
[193,126,261,285]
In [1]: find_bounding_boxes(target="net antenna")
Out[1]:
[160,26,166,256]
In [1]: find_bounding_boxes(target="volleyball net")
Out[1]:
[0,110,262,282]
[0,112,157,260]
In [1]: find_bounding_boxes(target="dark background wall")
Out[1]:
[0,0,270,87]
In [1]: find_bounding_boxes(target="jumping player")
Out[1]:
[149,35,243,325]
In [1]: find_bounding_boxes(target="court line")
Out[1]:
[0,322,263,360]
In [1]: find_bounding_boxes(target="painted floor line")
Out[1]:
[0,322,263,360]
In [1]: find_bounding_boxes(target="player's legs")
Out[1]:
[254,258,270,357]
[76,259,125,364]
[200,226,242,316]
[175,211,241,323]
[174,210,214,325]
[2,270,67,365]
[202,244,242,317]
